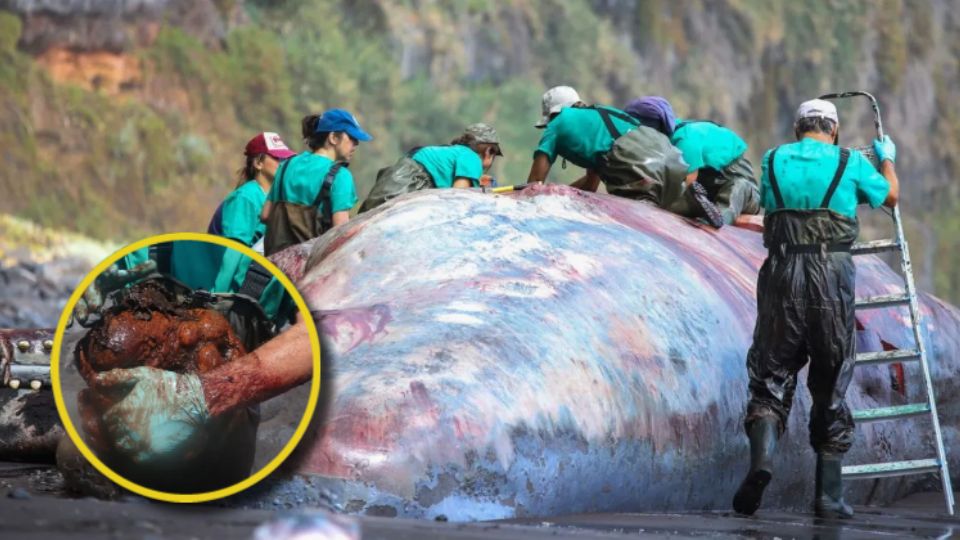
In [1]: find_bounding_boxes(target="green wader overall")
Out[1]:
[735,148,858,518]
[359,151,435,213]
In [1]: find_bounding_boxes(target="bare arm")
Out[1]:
[453,178,473,189]
[881,160,899,208]
[685,170,699,186]
[200,323,314,416]
[733,214,764,232]
[570,169,601,192]
[527,153,552,183]
[260,201,273,223]
[332,210,350,226]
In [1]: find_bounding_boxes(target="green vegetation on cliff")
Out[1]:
[1,1,959,301]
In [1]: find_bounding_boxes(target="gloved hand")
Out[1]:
[873,135,896,164]
[80,366,210,467]
[75,260,158,325]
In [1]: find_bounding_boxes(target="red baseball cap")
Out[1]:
[244,132,296,160]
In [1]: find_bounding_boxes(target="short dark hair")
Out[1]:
[795,116,837,137]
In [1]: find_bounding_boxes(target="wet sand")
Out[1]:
[1,462,956,539]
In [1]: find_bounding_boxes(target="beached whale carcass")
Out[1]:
[262,184,960,521]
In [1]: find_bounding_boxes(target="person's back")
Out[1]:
[410,145,483,188]
[218,181,267,248]
[262,109,370,256]
[761,138,889,219]
[270,152,354,215]
[734,98,899,520]
[264,152,354,255]
[528,90,689,209]
[624,96,759,225]
[360,123,502,212]
[672,120,747,174]
[536,105,639,170]
[672,119,758,225]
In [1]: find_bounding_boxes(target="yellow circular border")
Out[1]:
[50,232,321,504]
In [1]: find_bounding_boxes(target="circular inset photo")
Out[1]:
[51,233,320,503]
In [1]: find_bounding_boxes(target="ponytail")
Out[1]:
[235,154,259,188]
[302,113,330,151]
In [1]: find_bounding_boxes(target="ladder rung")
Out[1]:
[843,458,941,480]
[851,239,901,255]
[855,293,911,309]
[855,349,921,366]
[853,403,930,422]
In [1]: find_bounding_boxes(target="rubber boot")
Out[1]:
[732,418,778,515]
[814,453,854,518]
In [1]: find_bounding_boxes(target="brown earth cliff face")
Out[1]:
[36,48,143,94]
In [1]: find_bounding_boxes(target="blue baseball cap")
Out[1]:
[315,109,373,142]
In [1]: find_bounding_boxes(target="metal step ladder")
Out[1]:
[820,92,954,515]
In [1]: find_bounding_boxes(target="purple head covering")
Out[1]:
[623,96,677,137]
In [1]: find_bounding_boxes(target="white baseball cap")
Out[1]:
[536,86,582,128]
[795,99,839,124]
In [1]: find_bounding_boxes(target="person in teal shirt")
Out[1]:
[208,132,296,284]
[758,137,891,218]
[360,123,503,211]
[624,96,761,225]
[262,109,372,256]
[412,124,502,188]
[526,86,689,211]
[205,132,298,321]
[732,99,899,520]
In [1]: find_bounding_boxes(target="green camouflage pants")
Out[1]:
[664,155,761,224]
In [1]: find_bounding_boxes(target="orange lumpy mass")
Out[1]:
[76,307,246,384]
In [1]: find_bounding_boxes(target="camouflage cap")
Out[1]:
[464,123,503,155]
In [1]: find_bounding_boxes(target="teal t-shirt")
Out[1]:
[119,244,219,293]
[411,145,483,187]
[534,106,638,170]
[120,247,151,270]
[213,180,267,294]
[671,119,748,173]
[120,244,219,291]
[175,239,288,325]
[760,138,891,219]
[170,241,222,291]
[220,180,267,245]
[267,152,358,214]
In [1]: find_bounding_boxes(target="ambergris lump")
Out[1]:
[71,279,257,494]
[75,279,246,383]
